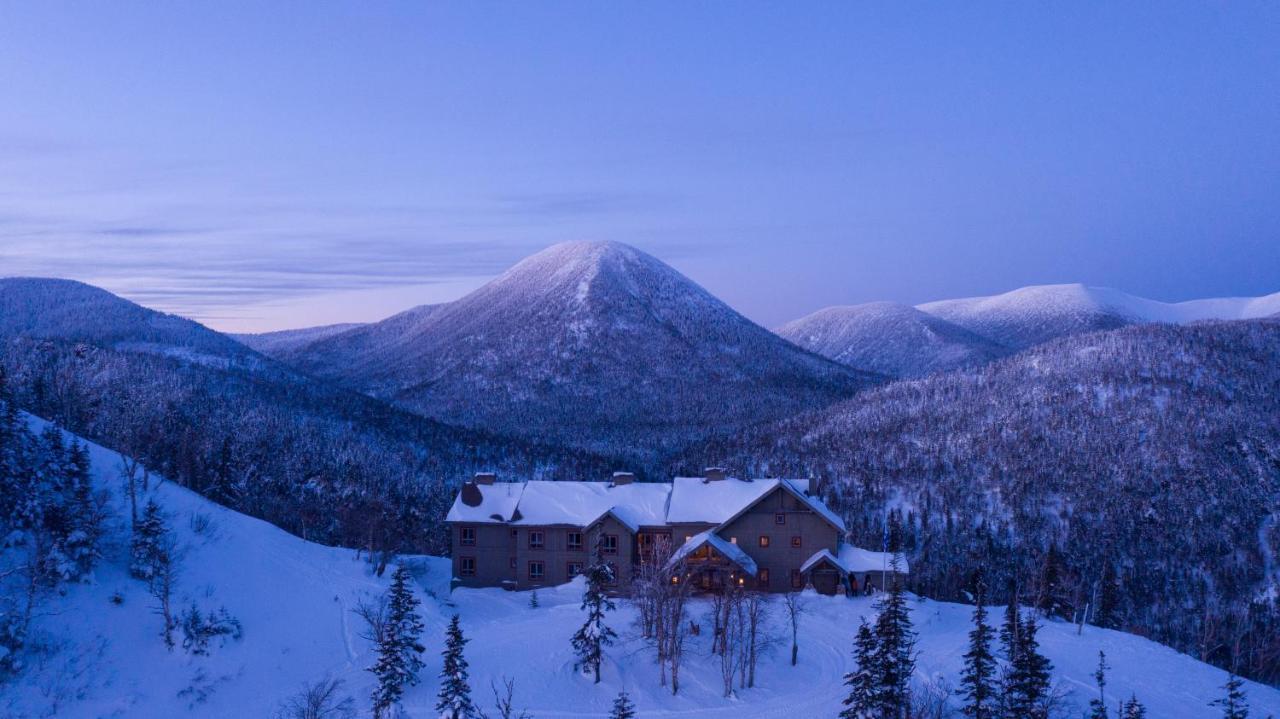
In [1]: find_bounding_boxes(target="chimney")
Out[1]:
[808,476,824,497]
[473,472,496,486]
[610,471,635,487]
[703,467,727,483]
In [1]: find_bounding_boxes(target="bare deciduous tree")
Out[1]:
[783,591,806,666]
[276,677,356,719]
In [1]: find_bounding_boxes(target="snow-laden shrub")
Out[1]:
[179,603,242,656]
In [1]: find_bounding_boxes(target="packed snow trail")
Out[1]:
[5,414,1280,718]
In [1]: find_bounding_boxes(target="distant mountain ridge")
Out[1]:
[776,301,1006,377]
[259,241,880,456]
[782,283,1280,376]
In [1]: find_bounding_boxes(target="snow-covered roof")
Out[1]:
[513,481,670,530]
[445,481,525,523]
[800,549,844,574]
[666,530,758,575]
[836,545,909,575]
[666,477,845,532]
[445,480,670,530]
[446,476,845,534]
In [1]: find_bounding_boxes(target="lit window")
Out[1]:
[791,536,802,549]
[758,535,770,548]
[791,569,803,589]
[758,568,770,587]
[730,537,738,544]
[460,527,476,546]
[460,557,476,577]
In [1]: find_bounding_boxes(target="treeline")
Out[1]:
[0,337,616,560]
[684,320,1280,684]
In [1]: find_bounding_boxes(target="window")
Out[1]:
[460,527,476,546]
[775,512,786,525]
[791,535,802,549]
[602,534,618,555]
[528,561,544,581]
[567,531,583,551]
[529,530,544,550]
[460,557,476,577]
[567,561,583,578]
[730,537,738,544]
[758,535,771,548]
[758,568,770,587]
[791,569,803,589]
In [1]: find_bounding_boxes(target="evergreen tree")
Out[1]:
[370,565,427,719]
[1121,694,1147,719]
[998,592,1020,661]
[64,441,101,579]
[436,614,476,719]
[528,590,539,609]
[1095,561,1121,629]
[609,691,636,719]
[840,619,878,719]
[1210,673,1248,719]
[1036,543,1064,617]
[131,500,167,580]
[871,555,916,718]
[571,535,617,684]
[1004,610,1053,719]
[1087,651,1109,719]
[958,588,997,719]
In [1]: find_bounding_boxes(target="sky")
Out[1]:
[1,2,1278,333]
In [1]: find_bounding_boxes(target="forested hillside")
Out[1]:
[682,320,1280,682]
[0,280,618,558]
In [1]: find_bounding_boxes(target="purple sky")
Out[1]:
[2,3,1278,332]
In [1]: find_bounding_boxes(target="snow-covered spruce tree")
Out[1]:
[528,590,539,609]
[131,499,167,580]
[958,588,997,719]
[1088,651,1109,719]
[609,691,636,719]
[1210,672,1248,719]
[1121,693,1147,718]
[871,555,916,717]
[64,440,102,580]
[840,619,878,719]
[1004,610,1052,719]
[572,534,617,684]
[369,564,426,719]
[436,614,476,719]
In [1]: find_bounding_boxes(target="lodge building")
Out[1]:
[445,469,908,595]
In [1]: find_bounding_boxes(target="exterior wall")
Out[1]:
[451,516,638,591]
[716,487,840,593]
[451,523,514,589]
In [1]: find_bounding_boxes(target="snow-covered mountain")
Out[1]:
[916,283,1280,350]
[0,277,263,370]
[784,283,1280,375]
[776,302,1007,378]
[8,414,1278,719]
[269,241,880,455]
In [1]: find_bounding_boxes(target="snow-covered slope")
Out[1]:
[0,277,264,369]
[916,283,1280,349]
[10,415,1279,719]
[274,241,879,455]
[776,302,1008,378]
